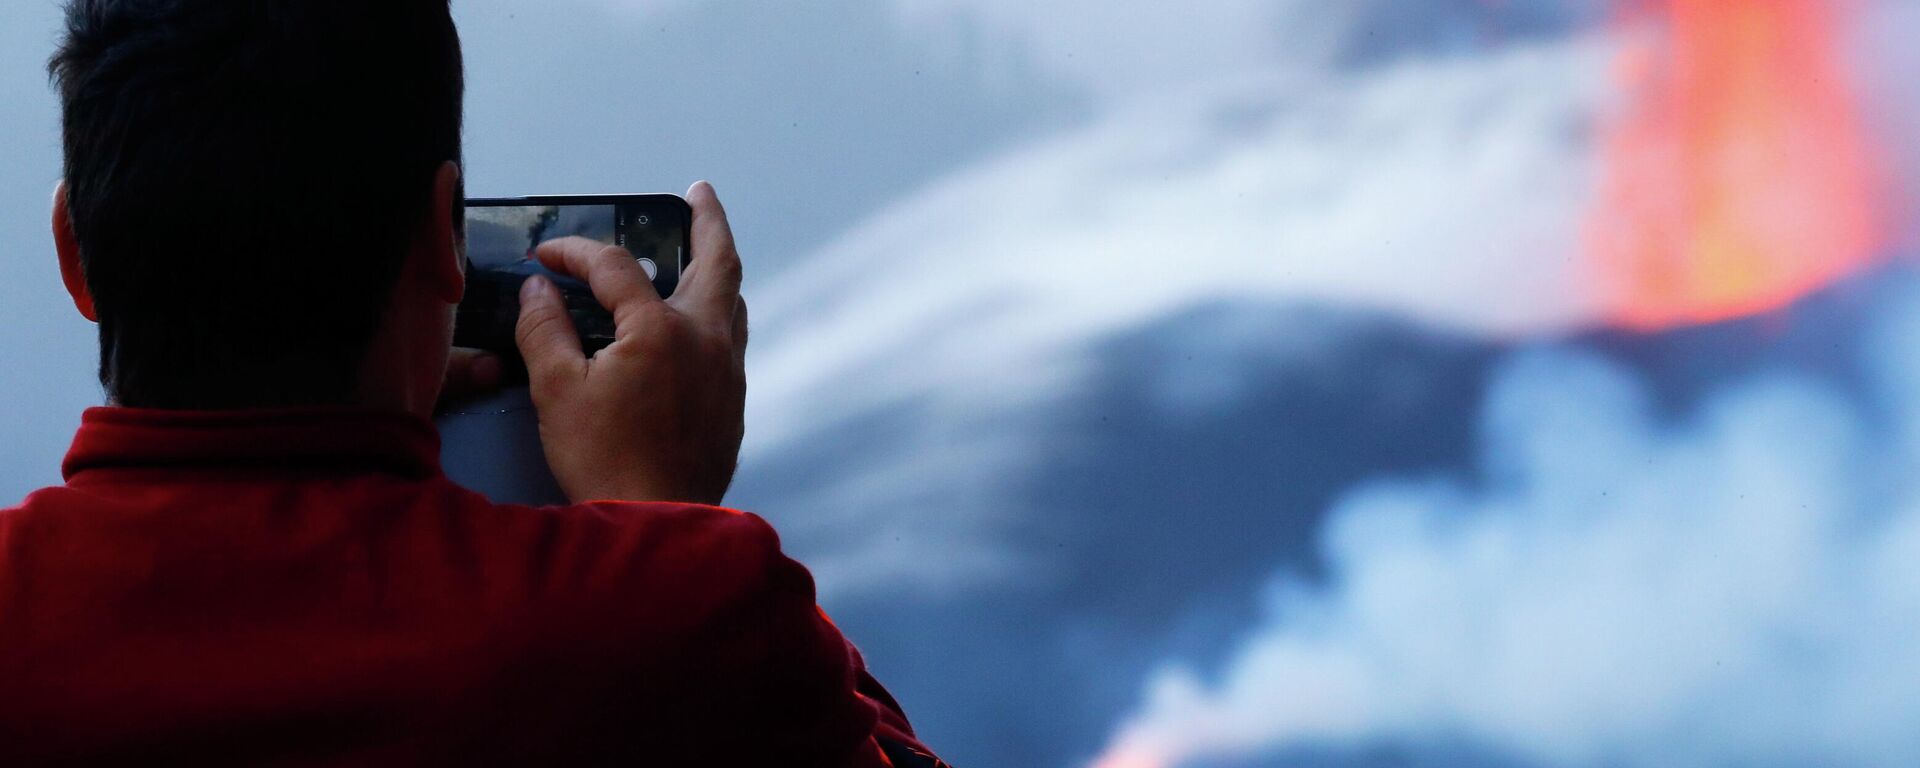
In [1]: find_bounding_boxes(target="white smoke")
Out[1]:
[1091,280,1920,768]
[742,33,1613,597]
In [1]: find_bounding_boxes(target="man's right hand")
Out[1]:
[513,181,748,506]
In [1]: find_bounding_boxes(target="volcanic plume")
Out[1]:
[1089,2,1892,767]
[1587,0,1886,329]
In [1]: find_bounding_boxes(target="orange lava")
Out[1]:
[1587,0,1885,329]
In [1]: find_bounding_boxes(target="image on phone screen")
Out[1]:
[456,195,690,359]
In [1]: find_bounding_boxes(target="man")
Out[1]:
[0,0,944,764]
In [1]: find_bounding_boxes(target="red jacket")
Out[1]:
[0,407,936,766]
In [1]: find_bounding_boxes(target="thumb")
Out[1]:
[514,275,586,398]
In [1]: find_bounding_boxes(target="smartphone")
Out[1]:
[456,194,692,361]
[440,193,691,506]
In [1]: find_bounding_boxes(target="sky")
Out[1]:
[3,1,1920,767]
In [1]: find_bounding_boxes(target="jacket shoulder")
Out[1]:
[476,496,800,631]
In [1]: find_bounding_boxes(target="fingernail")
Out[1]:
[520,275,550,302]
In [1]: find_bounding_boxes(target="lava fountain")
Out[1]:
[1588,0,1886,329]
[1090,3,1888,767]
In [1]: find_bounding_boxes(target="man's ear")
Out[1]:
[51,181,97,323]
[419,161,465,305]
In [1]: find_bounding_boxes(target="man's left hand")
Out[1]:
[439,347,504,408]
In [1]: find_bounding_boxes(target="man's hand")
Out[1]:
[439,348,504,407]
[514,181,748,505]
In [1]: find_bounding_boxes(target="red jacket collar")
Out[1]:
[62,406,442,482]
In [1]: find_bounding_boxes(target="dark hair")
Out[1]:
[49,0,464,409]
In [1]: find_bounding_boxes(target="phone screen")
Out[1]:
[457,195,690,358]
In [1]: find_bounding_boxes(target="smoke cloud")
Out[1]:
[1092,278,1920,767]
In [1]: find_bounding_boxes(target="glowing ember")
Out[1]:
[1587,0,1885,329]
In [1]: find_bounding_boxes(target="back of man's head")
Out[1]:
[50,0,464,409]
